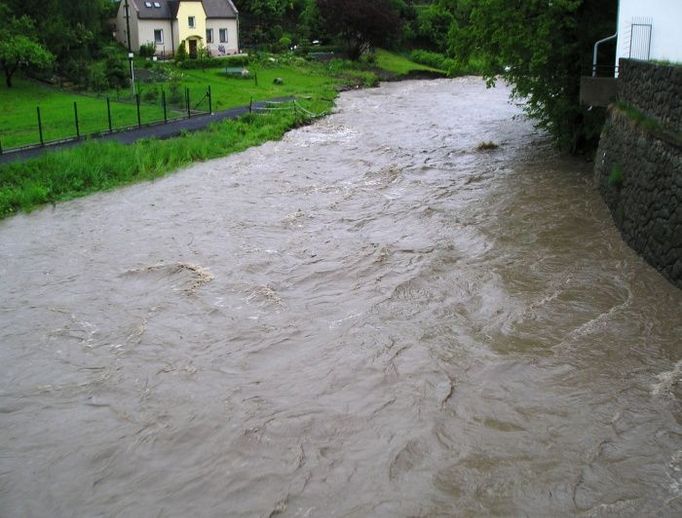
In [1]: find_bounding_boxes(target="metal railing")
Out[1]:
[0,85,212,155]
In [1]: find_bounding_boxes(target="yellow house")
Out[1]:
[114,0,240,58]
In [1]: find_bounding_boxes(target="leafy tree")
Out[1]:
[317,0,402,59]
[3,0,112,81]
[448,0,618,154]
[413,2,453,52]
[0,9,53,87]
[234,0,289,45]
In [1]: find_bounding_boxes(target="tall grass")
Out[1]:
[0,107,323,218]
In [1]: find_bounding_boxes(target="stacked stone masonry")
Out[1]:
[595,59,682,288]
[617,59,682,132]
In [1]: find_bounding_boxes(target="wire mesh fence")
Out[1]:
[0,86,212,155]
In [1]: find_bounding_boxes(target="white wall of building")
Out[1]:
[617,0,682,64]
[138,20,174,57]
[205,19,239,56]
[115,1,139,51]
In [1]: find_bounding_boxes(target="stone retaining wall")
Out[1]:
[595,59,682,288]
[617,59,682,131]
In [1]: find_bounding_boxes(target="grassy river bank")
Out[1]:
[0,52,444,219]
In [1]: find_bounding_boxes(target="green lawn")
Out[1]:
[173,63,338,111]
[0,78,191,149]
[0,51,431,151]
[0,61,337,150]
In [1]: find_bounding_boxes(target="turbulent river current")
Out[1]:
[1,78,681,517]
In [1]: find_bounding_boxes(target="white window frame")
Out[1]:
[188,16,196,28]
[219,28,228,43]
[206,28,213,43]
[154,29,164,44]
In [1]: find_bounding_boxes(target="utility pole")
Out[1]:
[124,0,132,54]
[124,0,135,95]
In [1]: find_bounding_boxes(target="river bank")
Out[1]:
[2,78,681,516]
[0,51,446,219]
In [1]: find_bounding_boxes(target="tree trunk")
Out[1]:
[1,62,15,88]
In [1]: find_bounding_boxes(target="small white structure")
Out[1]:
[616,0,682,65]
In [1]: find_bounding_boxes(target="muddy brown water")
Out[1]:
[1,78,681,517]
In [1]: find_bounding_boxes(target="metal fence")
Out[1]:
[0,85,213,155]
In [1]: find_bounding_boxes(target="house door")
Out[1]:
[189,39,198,59]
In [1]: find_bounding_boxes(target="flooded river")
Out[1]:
[1,78,681,517]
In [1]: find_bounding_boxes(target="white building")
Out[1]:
[114,0,240,58]
[616,0,682,65]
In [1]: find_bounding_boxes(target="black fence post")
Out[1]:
[107,97,113,132]
[208,85,212,114]
[74,102,80,139]
[186,87,191,119]
[0,139,3,155]
[162,89,167,123]
[249,97,253,113]
[37,106,44,146]
[254,72,258,87]
[136,94,141,128]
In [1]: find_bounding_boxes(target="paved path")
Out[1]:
[0,97,295,165]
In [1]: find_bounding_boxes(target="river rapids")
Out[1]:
[1,78,681,517]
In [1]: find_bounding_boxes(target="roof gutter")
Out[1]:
[592,32,618,77]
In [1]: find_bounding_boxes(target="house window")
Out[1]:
[188,16,196,28]
[219,28,228,43]
[154,29,163,44]
[206,28,213,43]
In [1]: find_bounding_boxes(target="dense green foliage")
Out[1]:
[446,0,618,153]
[317,0,402,59]
[1,0,116,83]
[0,6,53,87]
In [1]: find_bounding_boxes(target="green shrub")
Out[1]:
[87,62,109,92]
[277,35,293,52]
[409,50,456,74]
[60,58,89,85]
[105,56,129,89]
[177,54,250,69]
[176,41,188,62]
[142,87,159,102]
[139,42,157,58]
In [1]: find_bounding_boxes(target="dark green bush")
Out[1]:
[176,41,188,62]
[177,55,250,69]
[139,42,157,58]
[105,57,129,89]
[142,87,159,102]
[87,62,109,92]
